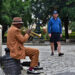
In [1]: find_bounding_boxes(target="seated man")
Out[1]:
[7,17,42,74]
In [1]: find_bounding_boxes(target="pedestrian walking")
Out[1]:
[48,10,64,56]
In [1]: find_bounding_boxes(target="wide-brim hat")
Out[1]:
[12,17,24,25]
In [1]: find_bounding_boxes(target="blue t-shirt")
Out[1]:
[48,17,62,34]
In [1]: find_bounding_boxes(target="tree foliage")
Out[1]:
[0,0,75,41]
[31,0,75,23]
[0,0,75,26]
[0,0,32,26]
[0,0,32,42]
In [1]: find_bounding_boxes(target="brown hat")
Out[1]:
[12,17,24,25]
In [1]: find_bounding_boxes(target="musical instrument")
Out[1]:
[21,27,41,38]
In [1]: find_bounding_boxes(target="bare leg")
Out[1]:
[50,43,54,53]
[57,42,61,53]
[57,42,64,56]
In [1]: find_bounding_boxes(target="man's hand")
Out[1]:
[60,34,62,37]
[26,29,31,35]
[49,34,51,38]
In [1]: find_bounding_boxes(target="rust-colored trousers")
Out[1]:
[25,47,39,67]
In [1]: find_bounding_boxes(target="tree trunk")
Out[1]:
[63,16,69,40]
[64,24,69,39]
[2,25,7,43]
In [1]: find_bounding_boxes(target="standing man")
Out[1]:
[7,17,42,74]
[48,10,64,56]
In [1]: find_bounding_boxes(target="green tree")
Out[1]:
[0,0,32,42]
[31,0,75,40]
[0,0,75,42]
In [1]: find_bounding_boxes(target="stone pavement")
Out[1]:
[1,44,75,75]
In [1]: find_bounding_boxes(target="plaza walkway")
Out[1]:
[1,44,75,75]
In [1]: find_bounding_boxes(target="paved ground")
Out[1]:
[1,44,75,75]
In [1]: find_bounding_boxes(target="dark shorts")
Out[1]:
[50,33,61,43]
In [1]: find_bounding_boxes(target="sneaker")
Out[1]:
[51,52,54,56]
[58,53,64,56]
[34,66,43,70]
[27,69,40,74]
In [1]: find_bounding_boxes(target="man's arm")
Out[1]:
[15,29,29,43]
[48,19,52,37]
[59,19,62,37]
[48,19,52,34]
[59,20,62,34]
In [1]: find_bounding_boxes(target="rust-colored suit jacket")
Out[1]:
[7,25,29,59]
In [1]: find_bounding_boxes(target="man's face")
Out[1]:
[53,14,58,18]
[17,23,23,29]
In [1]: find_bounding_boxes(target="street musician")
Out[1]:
[7,17,42,74]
